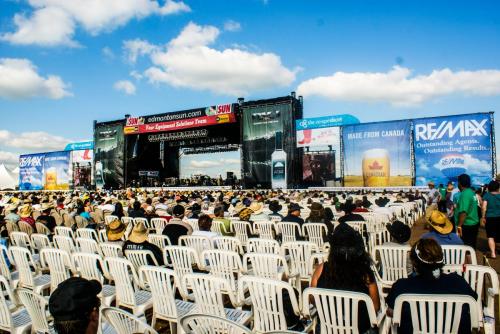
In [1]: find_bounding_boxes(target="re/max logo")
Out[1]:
[415,119,488,141]
[20,156,43,167]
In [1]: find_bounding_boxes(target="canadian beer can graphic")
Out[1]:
[45,167,57,189]
[362,148,390,187]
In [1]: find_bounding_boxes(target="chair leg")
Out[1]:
[169,321,178,334]
[151,315,157,330]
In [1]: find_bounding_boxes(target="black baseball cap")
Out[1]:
[49,277,102,321]
[386,221,411,244]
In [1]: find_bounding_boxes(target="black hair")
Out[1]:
[133,200,141,210]
[458,173,471,188]
[488,180,500,192]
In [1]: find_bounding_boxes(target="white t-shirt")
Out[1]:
[192,230,219,239]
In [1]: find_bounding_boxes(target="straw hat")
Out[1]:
[428,210,453,234]
[128,222,148,243]
[5,203,19,213]
[249,202,264,215]
[41,202,54,211]
[107,219,126,241]
[232,202,245,214]
[18,205,32,218]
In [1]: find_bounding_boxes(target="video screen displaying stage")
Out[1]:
[179,149,241,186]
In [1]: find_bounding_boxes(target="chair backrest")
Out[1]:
[254,221,275,240]
[105,257,139,308]
[212,236,243,254]
[148,233,171,250]
[0,247,14,281]
[232,221,252,246]
[105,215,119,225]
[125,249,159,270]
[16,288,49,332]
[55,226,74,239]
[201,250,242,292]
[243,253,289,280]
[62,212,75,228]
[9,246,37,289]
[75,215,88,229]
[101,307,158,334]
[134,217,152,229]
[151,218,168,234]
[138,266,178,320]
[391,294,479,334]
[40,248,73,291]
[184,273,236,318]
[51,211,63,226]
[76,228,98,241]
[303,287,377,333]
[76,237,101,255]
[247,238,281,255]
[210,220,227,235]
[346,221,366,234]
[374,245,411,283]
[164,246,198,286]
[30,233,51,252]
[5,220,19,234]
[180,313,253,334]
[276,222,301,243]
[72,252,106,283]
[0,276,15,332]
[368,230,392,256]
[441,245,477,265]
[238,276,299,333]
[100,242,123,258]
[10,231,31,248]
[98,229,108,243]
[121,216,134,226]
[18,221,33,235]
[302,223,327,249]
[35,222,51,235]
[281,241,319,279]
[185,218,199,232]
[179,235,212,257]
[53,235,77,254]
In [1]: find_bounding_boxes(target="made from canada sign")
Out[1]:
[124,104,235,135]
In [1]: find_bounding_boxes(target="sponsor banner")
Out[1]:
[71,149,93,163]
[296,114,360,130]
[343,120,412,187]
[303,151,336,186]
[124,104,235,135]
[43,151,71,190]
[19,153,45,190]
[296,127,340,148]
[138,170,159,177]
[64,141,93,151]
[94,122,125,189]
[414,113,493,186]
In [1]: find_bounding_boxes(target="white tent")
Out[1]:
[0,164,17,190]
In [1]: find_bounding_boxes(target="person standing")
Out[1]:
[456,174,480,249]
[481,180,500,258]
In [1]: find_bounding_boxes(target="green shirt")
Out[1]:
[438,188,446,200]
[456,188,479,226]
[213,217,231,236]
[483,192,500,218]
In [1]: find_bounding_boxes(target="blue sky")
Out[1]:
[1,0,500,170]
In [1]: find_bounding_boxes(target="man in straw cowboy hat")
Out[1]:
[18,204,35,229]
[4,202,20,223]
[421,210,463,246]
[123,222,164,265]
[249,201,269,221]
[37,202,57,233]
[106,218,126,245]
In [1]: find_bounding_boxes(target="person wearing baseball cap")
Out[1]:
[49,277,102,334]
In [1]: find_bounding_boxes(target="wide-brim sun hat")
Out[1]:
[18,205,32,218]
[107,219,126,241]
[41,202,54,211]
[249,202,264,215]
[428,210,453,234]
[128,222,148,243]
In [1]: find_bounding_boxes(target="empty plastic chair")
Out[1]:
[101,307,158,334]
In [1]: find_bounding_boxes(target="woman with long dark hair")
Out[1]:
[311,223,379,333]
[112,202,125,220]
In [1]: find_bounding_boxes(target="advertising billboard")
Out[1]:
[296,114,359,130]
[414,113,494,187]
[43,151,71,190]
[303,151,336,186]
[296,127,340,148]
[343,120,412,187]
[72,149,93,189]
[19,154,45,190]
[94,121,125,189]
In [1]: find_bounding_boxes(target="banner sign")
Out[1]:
[296,127,340,148]
[296,114,359,130]
[414,113,493,186]
[71,149,93,163]
[343,120,412,187]
[303,151,336,186]
[64,141,93,151]
[94,122,125,189]
[138,171,159,177]
[19,153,45,190]
[43,151,70,190]
[124,104,236,135]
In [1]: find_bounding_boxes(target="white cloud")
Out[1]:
[102,46,115,59]
[221,158,240,164]
[417,159,429,172]
[114,80,136,95]
[297,66,500,107]
[0,151,19,169]
[0,58,71,100]
[224,20,241,32]
[0,130,72,151]
[2,0,191,47]
[123,38,158,63]
[463,154,492,174]
[143,22,297,95]
[190,160,222,168]
[130,70,143,81]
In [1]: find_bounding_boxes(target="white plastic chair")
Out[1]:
[76,228,99,241]
[179,235,213,258]
[302,223,327,249]
[54,226,74,239]
[139,266,195,332]
[72,252,115,306]
[185,218,199,232]
[374,245,411,288]
[281,241,321,286]
[201,250,243,294]
[346,221,366,234]
[16,289,50,333]
[10,232,31,249]
[183,273,252,325]
[0,247,19,289]
[368,230,392,257]
[254,221,275,240]
[101,307,158,334]
[98,229,108,243]
[104,257,152,317]
[164,246,199,293]
[211,220,228,235]
[213,236,244,254]
[18,221,33,236]
[276,222,302,243]
[151,218,168,234]
[125,249,159,270]
[441,245,477,265]
[30,234,51,253]
[243,253,299,291]
[247,238,281,255]
[134,217,154,231]
[148,234,171,250]
[391,294,479,334]
[9,247,50,295]
[39,248,73,292]
[180,313,253,334]
[53,235,77,254]
[105,215,119,225]
[121,216,134,226]
[34,223,51,236]
[100,242,124,258]
[303,287,377,334]
[232,221,253,248]
[75,215,89,229]
[0,276,30,334]
[76,237,101,255]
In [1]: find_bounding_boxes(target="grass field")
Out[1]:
[344,175,412,187]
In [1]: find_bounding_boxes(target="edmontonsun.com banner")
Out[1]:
[414,113,494,187]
